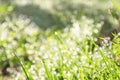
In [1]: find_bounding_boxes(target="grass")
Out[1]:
[0,0,120,80]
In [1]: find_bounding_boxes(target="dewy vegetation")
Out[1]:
[0,0,120,80]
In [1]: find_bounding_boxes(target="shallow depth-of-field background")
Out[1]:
[0,0,120,80]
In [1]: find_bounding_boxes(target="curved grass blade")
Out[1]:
[111,0,120,11]
[13,52,33,80]
[41,59,54,80]
[91,39,111,72]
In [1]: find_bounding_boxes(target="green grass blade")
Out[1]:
[13,52,33,80]
[91,40,111,72]
[111,0,120,11]
[42,59,53,80]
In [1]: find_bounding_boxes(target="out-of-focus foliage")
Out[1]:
[0,0,14,21]
[110,0,120,32]
[0,0,120,80]
[111,0,120,11]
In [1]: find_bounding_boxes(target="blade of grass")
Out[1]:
[54,32,64,44]
[41,59,54,80]
[91,39,120,78]
[111,0,120,11]
[91,39,111,73]
[13,52,33,80]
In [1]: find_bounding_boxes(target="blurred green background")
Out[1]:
[0,0,120,80]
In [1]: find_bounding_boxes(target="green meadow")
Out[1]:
[0,0,120,80]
